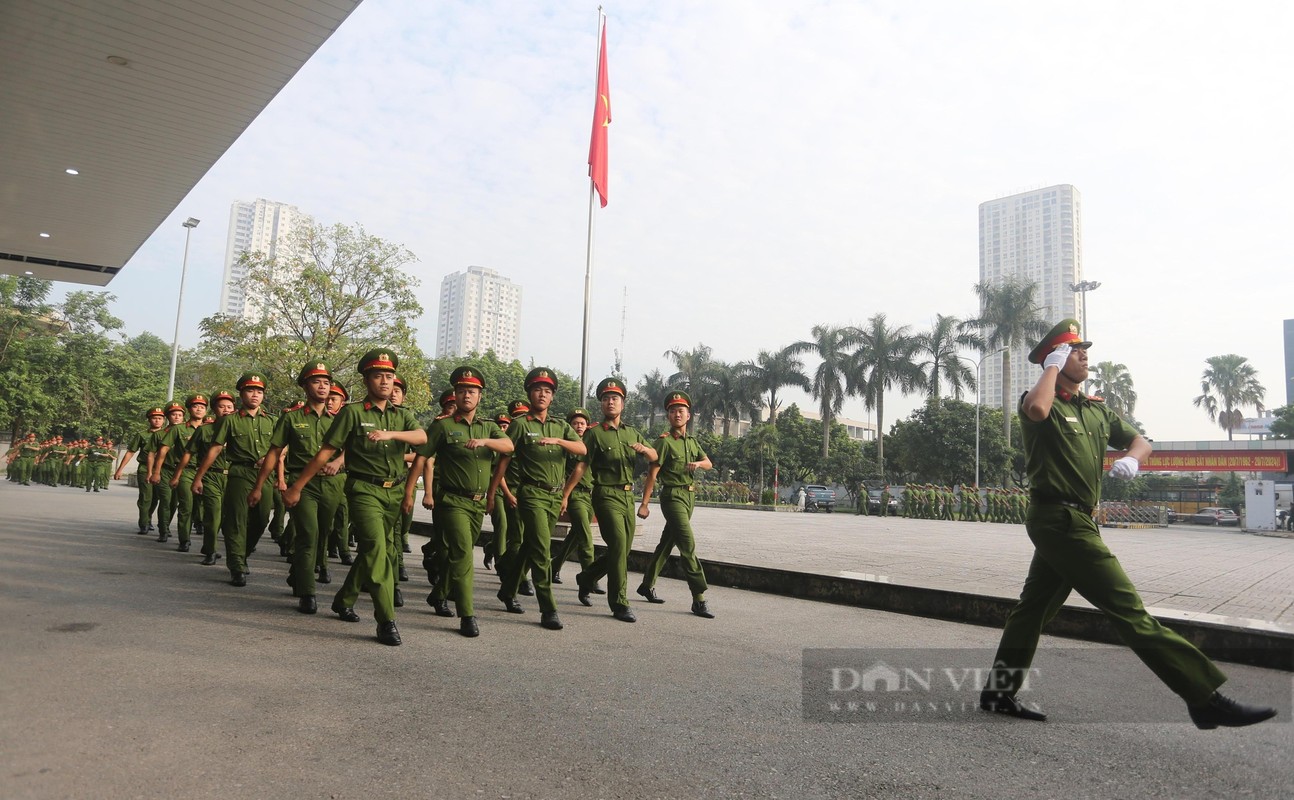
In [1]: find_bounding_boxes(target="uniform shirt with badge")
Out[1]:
[323,399,420,481]
[269,405,335,475]
[508,414,581,489]
[416,414,507,495]
[211,408,276,466]
[582,420,652,487]
[1020,389,1138,509]
[187,421,230,471]
[655,431,708,489]
[160,424,199,470]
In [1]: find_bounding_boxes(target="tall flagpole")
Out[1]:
[579,8,606,404]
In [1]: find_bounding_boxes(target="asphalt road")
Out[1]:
[2,481,1292,799]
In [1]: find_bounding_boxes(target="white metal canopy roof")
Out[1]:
[0,0,361,285]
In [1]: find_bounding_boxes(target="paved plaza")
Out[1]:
[2,480,1292,798]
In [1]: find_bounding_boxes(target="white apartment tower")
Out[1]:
[435,266,522,360]
[978,184,1083,407]
[218,198,307,320]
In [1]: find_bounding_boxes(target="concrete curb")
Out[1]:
[413,522,1294,672]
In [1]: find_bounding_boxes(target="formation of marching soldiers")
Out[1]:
[896,484,1029,523]
[5,433,118,491]
[22,349,717,647]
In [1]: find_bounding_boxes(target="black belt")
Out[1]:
[1032,494,1093,516]
[350,473,403,489]
[596,483,634,492]
[572,485,592,494]
[231,460,257,468]
[662,484,695,492]
[443,486,487,502]
[521,479,563,492]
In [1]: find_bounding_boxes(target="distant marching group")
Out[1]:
[894,484,1031,523]
[8,349,717,647]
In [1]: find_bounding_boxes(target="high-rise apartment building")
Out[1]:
[218,198,307,320]
[435,266,522,360]
[977,184,1083,406]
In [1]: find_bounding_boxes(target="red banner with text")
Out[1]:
[1103,450,1288,472]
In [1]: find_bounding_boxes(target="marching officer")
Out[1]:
[283,349,426,647]
[636,390,714,618]
[153,394,208,550]
[181,391,235,565]
[407,366,512,636]
[115,407,167,534]
[551,407,595,586]
[980,319,1276,728]
[574,378,657,622]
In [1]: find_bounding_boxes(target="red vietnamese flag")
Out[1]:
[587,21,611,207]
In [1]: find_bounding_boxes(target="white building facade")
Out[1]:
[218,198,307,320]
[434,266,522,360]
[977,184,1083,407]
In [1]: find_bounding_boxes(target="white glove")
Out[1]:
[1108,456,1140,480]
[1042,343,1072,372]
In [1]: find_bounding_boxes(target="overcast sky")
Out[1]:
[85,0,1293,441]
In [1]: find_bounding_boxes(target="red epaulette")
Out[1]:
[1087,395,1105,403]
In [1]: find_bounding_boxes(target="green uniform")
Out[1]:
[986,391,1226,704]
[270,405,345,599]
[210,408,276,576]
[415,414,506,616]
[16,440,38,484]
[640,431,708,599]
[326,400,421,625]
[153,425,189,540]
[551,448,594,577]
[124,429,158,532]
[579,421,651,612]
[188,422,226,558]
[499,414,581,612]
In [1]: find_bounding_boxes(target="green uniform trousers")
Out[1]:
[641,487,707,598]
[583,486,638,611]
[15,456,34,484]
[988,503,1226,704]
[501,497,523,572]
[154,467,176,535]
[434,492,487,616]
[222,465,273,575]
[551,489,594,574]
[500,485,561,613]
[288,474,345,598]
[135,470,155,532]
[330,498,350,556]
[334,478,401,624]
[200,471,227,556]
[487,493,508,562]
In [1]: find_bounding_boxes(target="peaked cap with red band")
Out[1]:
[596,377,626,398]
[212,390,236,403]
[507,400,530,417]
[663,389,691,409]
[358,348,398,375]
[297,360,332,386]
[236,372,266,391]
[524,367,557,391]
[1027,319,1092,365]
[450,366,485,389]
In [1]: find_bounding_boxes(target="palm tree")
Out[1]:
[1088,361,1137,419]
[709,361,760,437]
[852,313,925,467]
[740,345,811,424]
[788,324,863,458]
[1193,354,1266,440]
[963,277,1050,447]
[633,368,668,430]
[664,344,716,432]
[914,313,983,406]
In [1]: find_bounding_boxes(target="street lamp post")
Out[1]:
[1069,279,1101,337]
[166,218,200,401]
[958,347,1009,489]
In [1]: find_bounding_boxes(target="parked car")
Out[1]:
[867,489,898,516]
[803,485,836,513]
[1165,508,1178,524]
[1187,507,1239,526]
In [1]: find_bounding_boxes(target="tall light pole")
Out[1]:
[1069,279,1101,337]
[958,346,1008,489]
[166,218,200,401]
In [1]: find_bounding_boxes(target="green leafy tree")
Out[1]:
[772,404,825,484]
[788,324,863,459]
[914,313,982,406]
[1193,354,1266,440]
[886,399,1011,485]
[963,276,1050,448]
[709,360,759,437]
[1270,404,1294,439]
[195,221,428,409]
[663,344,717,431]
[631,368,669,430]
[852,313,925,468]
